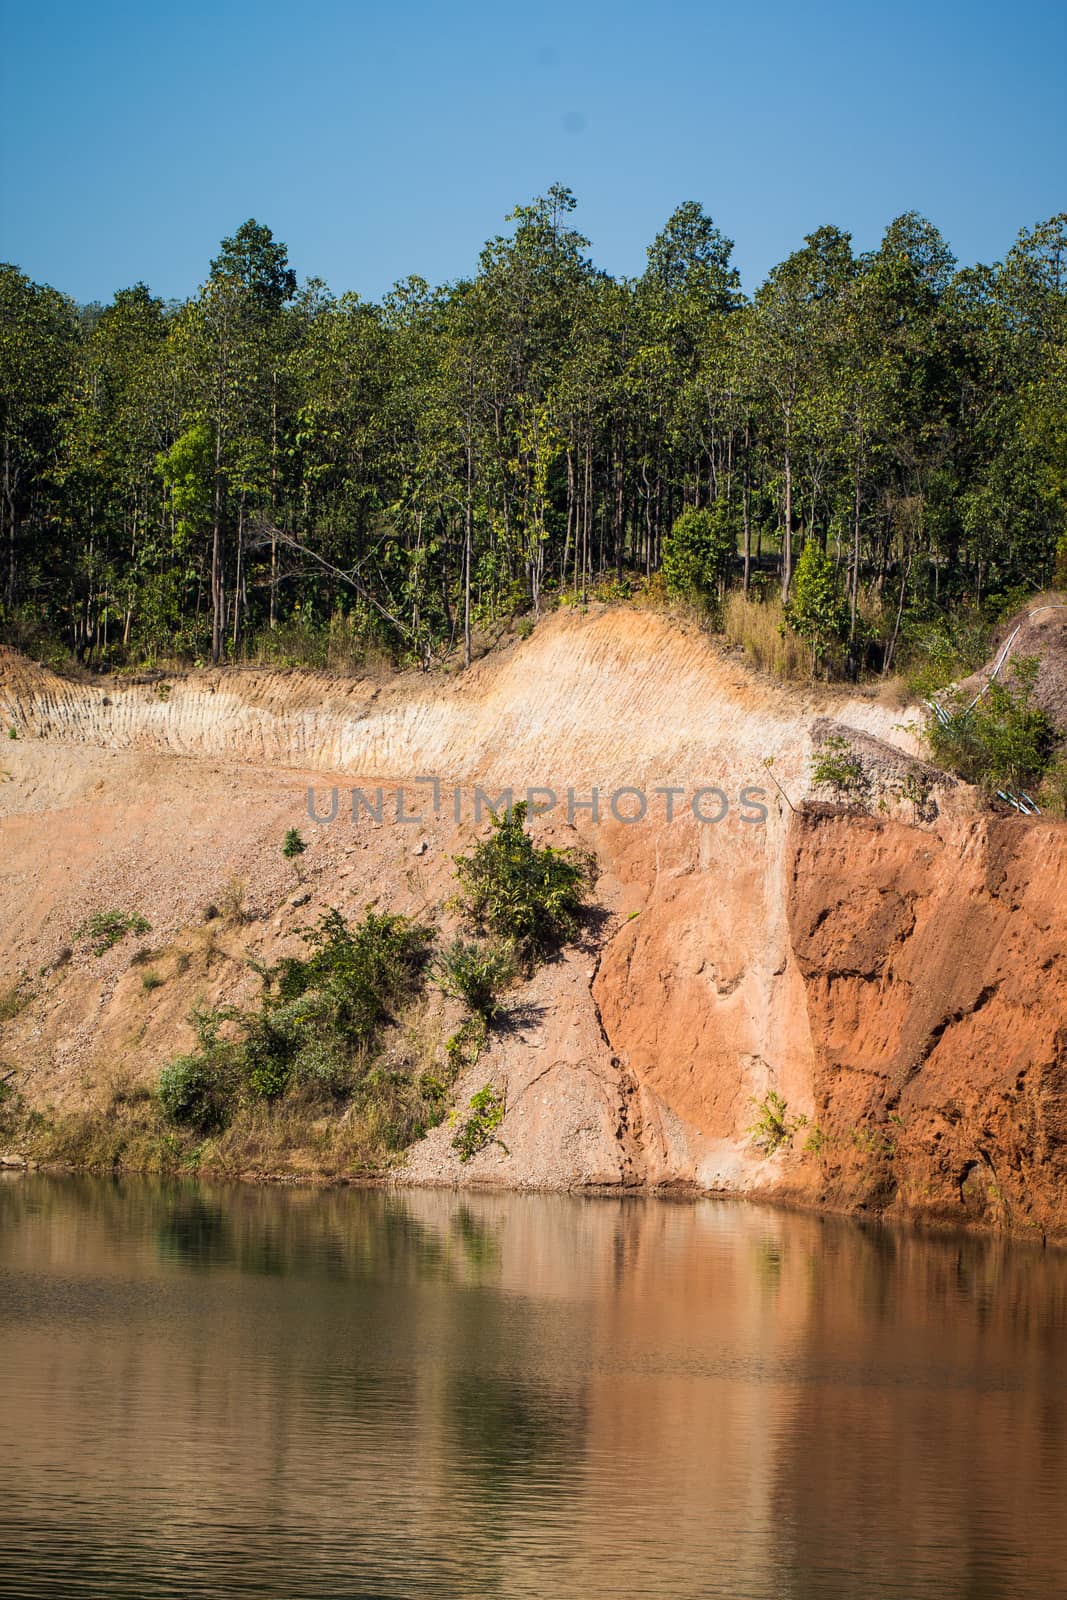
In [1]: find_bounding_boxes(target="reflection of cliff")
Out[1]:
[1,1180,1065,1599]
[768,1225,1067,1600]
[1,606,1065,1236]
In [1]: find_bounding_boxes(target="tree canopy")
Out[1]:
[1,199,1064,673]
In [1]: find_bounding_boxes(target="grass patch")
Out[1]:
[811,736,870,801]
[75,910,152,957]
[721,593,808,681]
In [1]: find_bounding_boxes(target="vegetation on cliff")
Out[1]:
[1,808,595,1177]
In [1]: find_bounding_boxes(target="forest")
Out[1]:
[1,187,1065,681]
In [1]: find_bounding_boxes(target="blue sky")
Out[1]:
[2,0,1064,305]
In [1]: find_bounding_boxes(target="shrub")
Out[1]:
[747,1091,806,1155]
[281,827,307,860]
[784,540,849,678]
[157,1054,235,1132]
[218,876,250,925]
[158,908,437,1133]
[141,970,165,993]
[926,656,1054,792]
[811,736,869,800]
[662,504,736,606]
[446,1015,488,1072]
[451,1084,507,1163]
[452,803,592,969]
[76,910,151,956]
[270,908,435,1052]
[434,938,516,1022]
[902,611,992,699]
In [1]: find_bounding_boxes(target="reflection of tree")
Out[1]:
[450,1204,500,1271]
[154,1191,232,1270]
[447,1369,587,1494]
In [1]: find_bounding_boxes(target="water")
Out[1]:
[0,1177,1064,1599]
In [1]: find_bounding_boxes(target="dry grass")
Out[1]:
[0,981,31,1023]
[218,875,250,927]
[722,593,808,681]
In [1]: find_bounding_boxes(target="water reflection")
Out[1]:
[0,1175,1064,1599]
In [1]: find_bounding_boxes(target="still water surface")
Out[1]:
[0,1176,1064,1599]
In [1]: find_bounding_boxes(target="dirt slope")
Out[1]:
[1,606,1064,1237]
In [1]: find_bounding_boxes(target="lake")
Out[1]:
[1,1176,1064,1599]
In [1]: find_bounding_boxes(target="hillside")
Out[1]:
[1,605,1065,1239]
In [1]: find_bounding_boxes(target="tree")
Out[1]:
[210,219,297,313]
[785,538,849,676]
[662,504,735,604]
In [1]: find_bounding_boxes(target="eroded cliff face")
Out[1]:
[0,608,1063,1237]
[783,809,1067,1237]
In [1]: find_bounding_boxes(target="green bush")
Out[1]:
[157,907,436,1139]
[902,611,993,699]
[281,827,307,859]
[157,1054,235,1132]
[784,540,849,677]
[811,736,869,800]
[662,504,736,606]
[434,937,516,1022]
[747,1091,806,1155]
[926,657,1054,792]
[76,910,152,956]
[451,1084,507,1163]
[271,908,434,1050]
[452,803,592,969]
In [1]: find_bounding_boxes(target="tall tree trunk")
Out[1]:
[211,420,224,666]
[781,425,794,601]
[849,419,862,645]
[742,422,752,596]
[463,439,472,669]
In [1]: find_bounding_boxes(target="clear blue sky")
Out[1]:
[2,0,1064,305]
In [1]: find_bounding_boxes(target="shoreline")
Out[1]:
[3,1152,1059,1251]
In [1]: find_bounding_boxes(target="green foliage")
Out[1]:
[451,1084,508,1163]
[3,202,1066,678]
[141,970,165,992]
[434,937,516,1022]
[281,827,307,859]
[75,910,151,956]
[1037,752,1067,818]
[784,541,849,676]
[811,736,870,800]
[926,657,1055,791]
[661,505,736,605]
[157,908,437,1148]
[747,1091,807,1155]
[446,1015,488,1073]
[157,1054,237,1133]
[902,612,993,699]
[271,908,434,1054]
[452,803,592,968]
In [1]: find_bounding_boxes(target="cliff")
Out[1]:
[0,605,1064,1238]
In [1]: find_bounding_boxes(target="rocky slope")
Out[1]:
[0,604,1064,1238]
